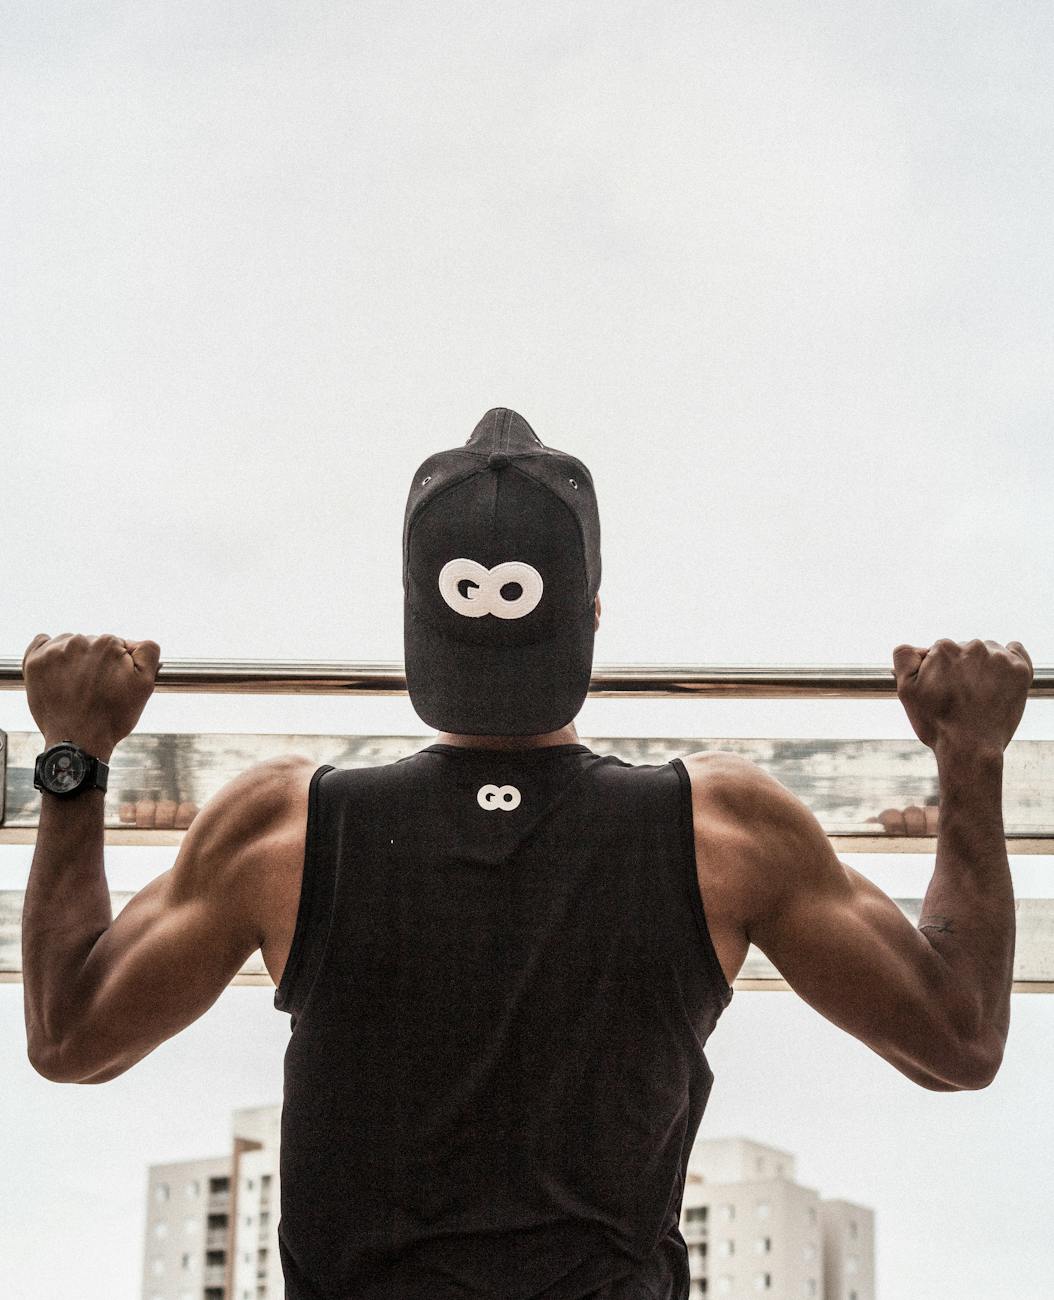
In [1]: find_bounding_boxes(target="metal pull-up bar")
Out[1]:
[1,657,1053,698]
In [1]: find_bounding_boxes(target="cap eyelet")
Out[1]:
[421,475,431,486]
[568,477,578,489]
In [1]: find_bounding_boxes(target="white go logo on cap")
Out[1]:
[438,558,543,620]
[477,783,522,811]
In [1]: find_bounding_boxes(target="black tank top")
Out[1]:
[273,742,733,1299]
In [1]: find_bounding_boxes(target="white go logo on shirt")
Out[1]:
[477,783,522,811]
[438,558,543,620]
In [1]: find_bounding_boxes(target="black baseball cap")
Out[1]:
[402,407,601,735]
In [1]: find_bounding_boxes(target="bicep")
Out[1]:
[720,761,971,1089]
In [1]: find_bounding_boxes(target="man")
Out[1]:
[21,408,1033,1298]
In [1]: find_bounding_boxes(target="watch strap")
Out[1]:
[89,755,110,794]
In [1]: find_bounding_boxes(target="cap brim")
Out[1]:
[404,598,595,736]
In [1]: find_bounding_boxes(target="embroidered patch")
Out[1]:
[438,558,543,620]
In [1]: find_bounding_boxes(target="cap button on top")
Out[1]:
[488,451,511,470]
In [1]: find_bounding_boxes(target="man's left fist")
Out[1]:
[22,633,162,759]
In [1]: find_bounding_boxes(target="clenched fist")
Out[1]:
[22,632,162,759]
[892,638,1033,756]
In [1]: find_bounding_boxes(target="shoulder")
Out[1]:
[171,756,318,908]
[679,750,822,929]
[183,755,318,857]
[680,749,810,834]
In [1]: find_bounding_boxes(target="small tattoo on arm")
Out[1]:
[919,913,955,935]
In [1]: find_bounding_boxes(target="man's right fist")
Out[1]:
[892,638,1034,754]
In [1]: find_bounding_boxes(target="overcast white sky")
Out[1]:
[2,3,1052,1298]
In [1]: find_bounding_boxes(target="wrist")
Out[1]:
[42,735,115,764]
[934,737,1004,775]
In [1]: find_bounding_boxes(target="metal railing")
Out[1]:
[3,657,1051,991]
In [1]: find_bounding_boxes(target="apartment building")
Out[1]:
[142,1105,283,1300]
[144,1116,872,1299]
[680,1137,875,1299]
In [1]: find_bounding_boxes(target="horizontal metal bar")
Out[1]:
[2,657,1051,699]
[9,828,1051,853]
[3,732,1053,844]
[3,892,1051,990]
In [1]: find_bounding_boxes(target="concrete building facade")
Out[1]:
[680,1137,875,1299]
[141,1106,283,1300]
[143,1118,873,1299]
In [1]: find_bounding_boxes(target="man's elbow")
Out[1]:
[954,1043,1004,1091]
[919,1040,1003,1092]
[27,1040,124,1085]
[28,1041,79,1083]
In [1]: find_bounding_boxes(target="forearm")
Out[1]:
[22,744,113,1066]
[919,743,1014,1061]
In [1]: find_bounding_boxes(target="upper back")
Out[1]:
[271,740,735,1299]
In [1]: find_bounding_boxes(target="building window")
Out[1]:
[756,1156,764,1172]
[846,1254,858,1276]
[209,1176,230,1194]
[718,1203,735,1223]
[181,1252,190,1270]
[807,1205,817,1225]
[153,1221,168,1240]
[718,1238,735,1257]
[151,1258,165,1277]
[756,1201,770,1220]
[803,1280,817,1298]
[185,1180,200,1198]
[184,1217,198,1235]
[802,1242,815,1262]
[753,1273,771,1291]
[849,1293,858,1300]
[717,1278,733,1296]
[849,1220,858,1240]
[686,1206,709,1224]
[155,1183,170,1204]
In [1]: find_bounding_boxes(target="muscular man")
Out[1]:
[22,408,1033,1298]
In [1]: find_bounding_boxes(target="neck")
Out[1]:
[432,721,582,750]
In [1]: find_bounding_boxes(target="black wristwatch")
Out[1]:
[33,741,110,800]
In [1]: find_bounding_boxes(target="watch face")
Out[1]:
[44,747,87,793]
